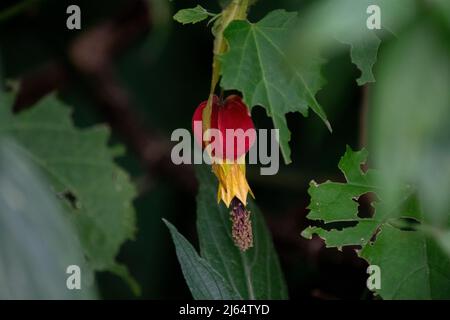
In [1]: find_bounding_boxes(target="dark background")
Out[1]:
[0,0,373,299]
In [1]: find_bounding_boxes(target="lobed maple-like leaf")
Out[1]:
[220,10,330,164]
[302,146,450,299]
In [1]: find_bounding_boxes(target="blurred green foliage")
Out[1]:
[0,139,96,299]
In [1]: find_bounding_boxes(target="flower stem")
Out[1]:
[202,0,250,134]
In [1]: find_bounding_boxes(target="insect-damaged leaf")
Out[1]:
[302,146,450,299]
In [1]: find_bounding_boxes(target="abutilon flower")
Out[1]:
[193,95,256,251]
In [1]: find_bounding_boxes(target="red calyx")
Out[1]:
[192,95,256,161]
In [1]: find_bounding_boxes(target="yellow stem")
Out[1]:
[202,0,250,135]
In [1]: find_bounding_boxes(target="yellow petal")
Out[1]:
[211,160,254,207]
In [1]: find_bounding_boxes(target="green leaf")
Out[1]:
[220,10,330,164]
[195,165,288,299]
[0,139,97,299]
[173,5,211,25]
[163,219,239,300]
[340,31,381,85]
[306,147,379,223]
[294,0,417,85]
[333,0,410,85]
[302,146,450,299]
[0,93,137,291]
[361,225,450,299]
[302,219,378,248]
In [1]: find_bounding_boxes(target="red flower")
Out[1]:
[192,95,256,161]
